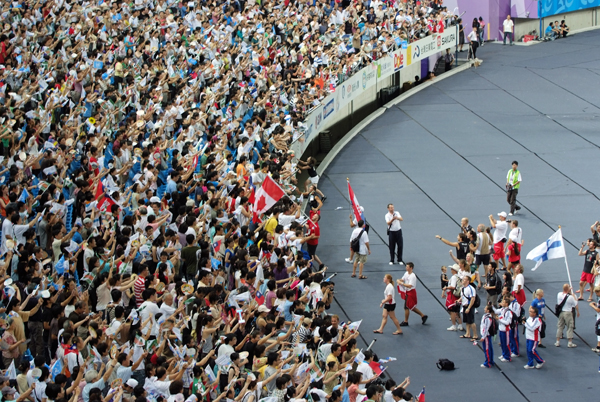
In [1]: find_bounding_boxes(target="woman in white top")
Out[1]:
[373,274,403,335]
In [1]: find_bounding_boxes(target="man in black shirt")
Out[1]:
[484,262,501,308]
[577,239,599,301]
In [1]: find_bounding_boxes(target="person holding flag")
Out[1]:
[346,179,366,264]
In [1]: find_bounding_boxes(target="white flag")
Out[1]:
[526,228,566,271]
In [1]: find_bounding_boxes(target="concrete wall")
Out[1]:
[514,6,600,39]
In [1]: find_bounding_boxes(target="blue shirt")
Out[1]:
[166,179,177,194]
[545,25,553,35]
[283,300,294,321]
[342,389,350,402]
[72,231,83,244]
[531,298,546,318]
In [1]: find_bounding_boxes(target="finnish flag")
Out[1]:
[526,228,566,271]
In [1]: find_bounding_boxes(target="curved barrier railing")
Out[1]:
[289,30,458,158]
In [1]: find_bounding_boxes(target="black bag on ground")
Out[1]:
[436,359,455,371]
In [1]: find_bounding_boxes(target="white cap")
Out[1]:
[498,211,507,218]
[125,379,139,388]
[149,196,161,204]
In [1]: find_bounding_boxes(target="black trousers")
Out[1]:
[507,189,520,214]
[389,229,403,263]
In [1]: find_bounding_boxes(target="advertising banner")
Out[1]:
[291,30,457,155]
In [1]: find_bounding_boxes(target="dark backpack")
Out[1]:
[350,229,365,253]
[595,318,600,336]
[473,293,481,308]
[555,293,570,315]
[488,316,498,337]
[462,286,480,308]
[436,358,455,370]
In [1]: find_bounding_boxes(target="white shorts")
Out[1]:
[309,175,320,185]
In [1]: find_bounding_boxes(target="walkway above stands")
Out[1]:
[323,30,600,402]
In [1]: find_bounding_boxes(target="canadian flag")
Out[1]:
[253,175,285,222]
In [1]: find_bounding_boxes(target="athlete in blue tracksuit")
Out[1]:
[524,306,544,369]
[494,297,513,362]
[480,305,496,368]
[509,294,521,356]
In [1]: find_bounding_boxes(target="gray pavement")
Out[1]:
[319,31,600,401]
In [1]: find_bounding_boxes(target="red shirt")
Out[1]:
[307,220,320,246]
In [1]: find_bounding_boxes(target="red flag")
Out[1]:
[192,155,199,170]
[368,361,386,377]
[94,180,104,200]
[253,176,285,221]
[418,387,425,402]
[347,179,364,224]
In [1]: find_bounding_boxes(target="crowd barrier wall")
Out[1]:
[290,30,458,158]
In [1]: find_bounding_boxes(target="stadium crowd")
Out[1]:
[0,0,458,401]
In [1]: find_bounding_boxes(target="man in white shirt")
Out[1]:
[356,350,376,390]
[385,204,404,265]
[396,262,427,326]
[351,220,370,279]
[503,15,514,45]
[489,212,509,269]
[555,284,579,348]
[139,289,160,337]
[159,293,176,317]
[345,206,364,264]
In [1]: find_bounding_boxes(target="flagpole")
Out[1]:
[346,177,352,214]
[559,225,574,290]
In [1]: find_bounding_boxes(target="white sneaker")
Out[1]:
[475,309,479,314]
[568,342,577,348]
[458,325,465,331]
[499,357,509,362]
[345,258,353,263]
[508,213,513,216]
[524,365,534,369]
[399,261,404,265]
[389,262,394,265]
[535,362,544,369]
[555,341,560,347]
[511,353,518,358]
[447,325,457,331]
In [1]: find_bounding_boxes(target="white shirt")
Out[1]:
[493,220,508,243]
[350,227,369,255]
[513,273,524,292]
[356,361,374,390]
[139,300,160,336]
[384,283,395,305]
[461,284,476,306]
[503,19,514,32]
[509,227,522,244]
[467,30,478,42]
[557,292,578,312]
[401,272,416,290]
[385,211,402,231]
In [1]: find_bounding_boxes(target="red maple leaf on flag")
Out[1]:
[256,195,267,212]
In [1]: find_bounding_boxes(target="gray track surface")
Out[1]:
[319,32,600,401]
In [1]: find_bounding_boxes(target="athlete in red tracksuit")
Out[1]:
[524,306,544,369]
